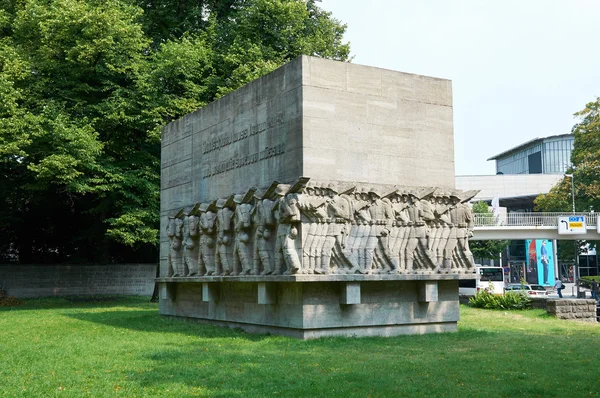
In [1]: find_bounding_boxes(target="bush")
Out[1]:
[580,276,600,289]
[468,290,532,310]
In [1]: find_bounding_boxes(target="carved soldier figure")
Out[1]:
[232,192,255,276]
[363,189,394,274]
[383,191,406,272]
[315,183,352,274]
[167,213,185,277]
[405,191,436,273]
[274,185,302,275]
[252,194,276,275]
[215,197,234,275]
[352,188,372,272]
[426,193,442,264]
[336,186,359,273]
[434,194,453,272]
[308,183,329,273]
[183,213,200,276]
[198,202,217,275]
[297,182,324,274]
[388,191,412,273]
[344,188,362,254]
[443,195,462,272]
[456,201,475,271]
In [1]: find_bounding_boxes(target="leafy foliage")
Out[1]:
[0,0,350,263]
[469,201,510,260]
[534,97,600,257]
[468,290,532,310]
[534,98,600,211]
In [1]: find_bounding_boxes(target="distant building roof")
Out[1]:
[487,133,573,161]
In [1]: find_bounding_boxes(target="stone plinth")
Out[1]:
[158,275,470,339]
[547,299,597,322]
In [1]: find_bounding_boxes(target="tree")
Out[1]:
[469,201,510,262]
[0,0,350,263]
[534,97,600,260]
[536,97,600,212]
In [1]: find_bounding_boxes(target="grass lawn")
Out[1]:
[1,297,599,397]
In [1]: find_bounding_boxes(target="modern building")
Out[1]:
[457,133,598,280]
[489,133,574,176]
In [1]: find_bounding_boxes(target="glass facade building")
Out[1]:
[490,134,574,175]
[488,133,598,278]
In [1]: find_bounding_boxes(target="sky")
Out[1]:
[319,0,600,176]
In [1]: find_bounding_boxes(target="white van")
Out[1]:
[459,265,505,295]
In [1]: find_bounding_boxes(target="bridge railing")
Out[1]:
[473,212,598,228]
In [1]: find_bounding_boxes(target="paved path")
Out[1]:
[546,283,598,300]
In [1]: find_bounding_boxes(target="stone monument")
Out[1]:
[158,55,478,338]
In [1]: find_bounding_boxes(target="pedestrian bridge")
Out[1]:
[471,212,600,240]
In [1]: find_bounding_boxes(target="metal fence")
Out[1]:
[473,212,598,228]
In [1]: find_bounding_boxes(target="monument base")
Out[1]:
[157,275,469,339]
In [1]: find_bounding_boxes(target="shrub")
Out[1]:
[580,276,600,289]
[0,285,24,307]
[468,290,532,310]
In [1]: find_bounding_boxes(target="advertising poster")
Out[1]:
[525,239,555,286]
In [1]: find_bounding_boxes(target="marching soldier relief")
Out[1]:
[159,56,476,338]
[166,180,478,277]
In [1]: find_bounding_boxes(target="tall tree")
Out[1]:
[0,0,350,263]
[536,97,600,213]
[534,97,600,258]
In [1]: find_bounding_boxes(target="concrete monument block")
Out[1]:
[159,56,475,338]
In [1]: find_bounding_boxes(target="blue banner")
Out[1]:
[525,239,554,286]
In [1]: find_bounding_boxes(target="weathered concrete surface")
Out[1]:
[301,57,454,188]
[159,278,460,338]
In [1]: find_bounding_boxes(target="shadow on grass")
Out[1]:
[72,316,500,397]
[90,325,579,397]
[21,301,600,396]
[65,308,273,341]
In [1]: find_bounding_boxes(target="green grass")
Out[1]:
[1,297,599,397]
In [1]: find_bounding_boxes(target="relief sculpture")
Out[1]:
[198,202,217,276]
[165,178,478,277]
[232,189,256,276]
[215,197,234,275]
[167,210,185,277]
[252,186,277,275]
[183,211,200,276]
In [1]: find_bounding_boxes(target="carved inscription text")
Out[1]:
[203,143,286,178]
[201,111,288,179]
[202,112,285,155]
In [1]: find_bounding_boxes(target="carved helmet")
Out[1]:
[233,194,245,204]
[274,185,288,197]
[327,183,338,195]
[368,188,381,198]
[215,198,227,209]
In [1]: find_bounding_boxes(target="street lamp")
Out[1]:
[564,174,575,213]
[564,173,579,296]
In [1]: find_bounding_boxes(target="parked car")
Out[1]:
[505,284,549,296]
